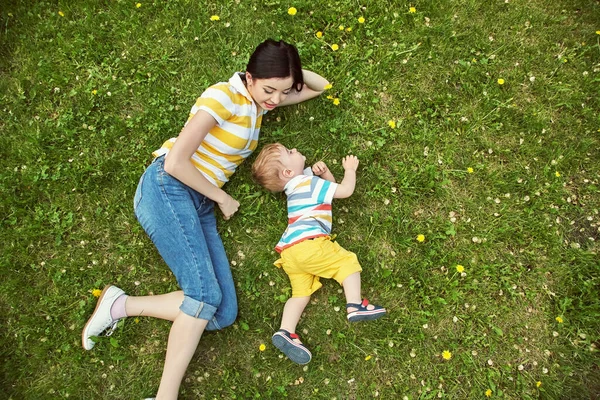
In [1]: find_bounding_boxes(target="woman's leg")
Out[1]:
[197,204,238,331]
[124,210,237,328]
[156,312,208,400]
[125,291,184,321]
[134,157,225,397]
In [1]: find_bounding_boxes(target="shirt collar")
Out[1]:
[284,175,308,195]
[228,72,254,103]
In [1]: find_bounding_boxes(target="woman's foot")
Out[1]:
[346,298,386,322]
[272,329,312,365]
[81,285,126,350]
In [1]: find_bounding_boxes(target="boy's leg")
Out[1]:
[280,296,310,333]
[272,296,312,365]
[342,272,362,306]
[342,272,386,321]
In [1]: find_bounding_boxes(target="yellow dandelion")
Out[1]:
[442,350,452,360]
[417,234,425,243]
[485,389,492,397]
[58,11,65,17]
[339,25,345,30]
[365,355,372,361]
[323,83,333,90]
[92,289,102,297]
[259,343,266,351]
[210,15,220,21]
[136,2,141,8]
[333,98,340,106]
[497,78,505,85]
[91,89,98,95]
[556,316,563,323]
[346,27,352,32]
[326,95,334,100]
[456,265,465,273]
[134,317,140,323]
[316,31,323,38]
[288,7,297,16]
[596,31,600,35]
[555,171,561,177]
[388,120,396,129]
[331,44,339,51]
[536,381,542,388]
[358,16,365,24]
[409,6,417,13]
[467,167,474,174]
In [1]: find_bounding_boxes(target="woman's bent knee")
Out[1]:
[180,295,219,320]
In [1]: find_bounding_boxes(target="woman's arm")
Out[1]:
[163,110,240,219]
[278,69,330,106]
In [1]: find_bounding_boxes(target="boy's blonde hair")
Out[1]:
[252,143,287,192]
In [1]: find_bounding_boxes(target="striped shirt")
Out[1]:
[275,175,339,253]
[153,73,267,188]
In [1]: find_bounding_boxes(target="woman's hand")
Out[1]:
[218,194,240,220]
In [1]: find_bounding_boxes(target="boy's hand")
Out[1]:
[342,155,359,172]
[312,161,329,176]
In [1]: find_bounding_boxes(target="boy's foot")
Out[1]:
[346,298,386,322]
[81,285,125,350]
[272,329,312,365]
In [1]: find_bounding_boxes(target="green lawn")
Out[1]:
[1,0,599,399]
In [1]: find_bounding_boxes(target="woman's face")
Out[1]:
[246,74,294,111]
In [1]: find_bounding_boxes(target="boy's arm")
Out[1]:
[312,161,336,182]
[333,156,359,199]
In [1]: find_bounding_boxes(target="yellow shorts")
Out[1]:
[274,236,362,298]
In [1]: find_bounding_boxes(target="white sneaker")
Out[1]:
[81,285,125,350]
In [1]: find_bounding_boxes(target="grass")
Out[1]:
[1,0,599,399]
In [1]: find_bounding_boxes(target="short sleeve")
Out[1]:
[311,176,338,205]
[190,84,235,125]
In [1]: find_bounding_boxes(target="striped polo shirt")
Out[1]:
[153,73,266,188]
[275,175,339,253]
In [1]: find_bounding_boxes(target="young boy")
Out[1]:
[251,143,386,365]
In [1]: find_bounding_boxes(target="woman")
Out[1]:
[82,39,329,399]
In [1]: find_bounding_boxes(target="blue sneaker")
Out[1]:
[346,299,386,322]
[272,329,312,365]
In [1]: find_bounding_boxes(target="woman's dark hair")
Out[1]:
[246,39,304,92]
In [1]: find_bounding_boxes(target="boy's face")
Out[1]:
[279,146,306,177]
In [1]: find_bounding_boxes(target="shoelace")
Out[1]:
[105,320,119,336]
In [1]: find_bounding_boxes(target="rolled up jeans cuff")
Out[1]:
[180,295,218,320]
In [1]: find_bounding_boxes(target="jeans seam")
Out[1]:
[158,168,211,319]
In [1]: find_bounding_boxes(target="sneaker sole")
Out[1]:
[272,334,312,365]
[347,310,387,322]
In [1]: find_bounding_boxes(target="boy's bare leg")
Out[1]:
[342,272,381,312]
[280,296,310,333]
[126,291,184,322]
[155,312,208,400]
[342,272,362,307]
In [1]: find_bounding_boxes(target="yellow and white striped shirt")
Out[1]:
[153,73,266,188]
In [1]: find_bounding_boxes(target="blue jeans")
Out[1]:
[133,156,237,330]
